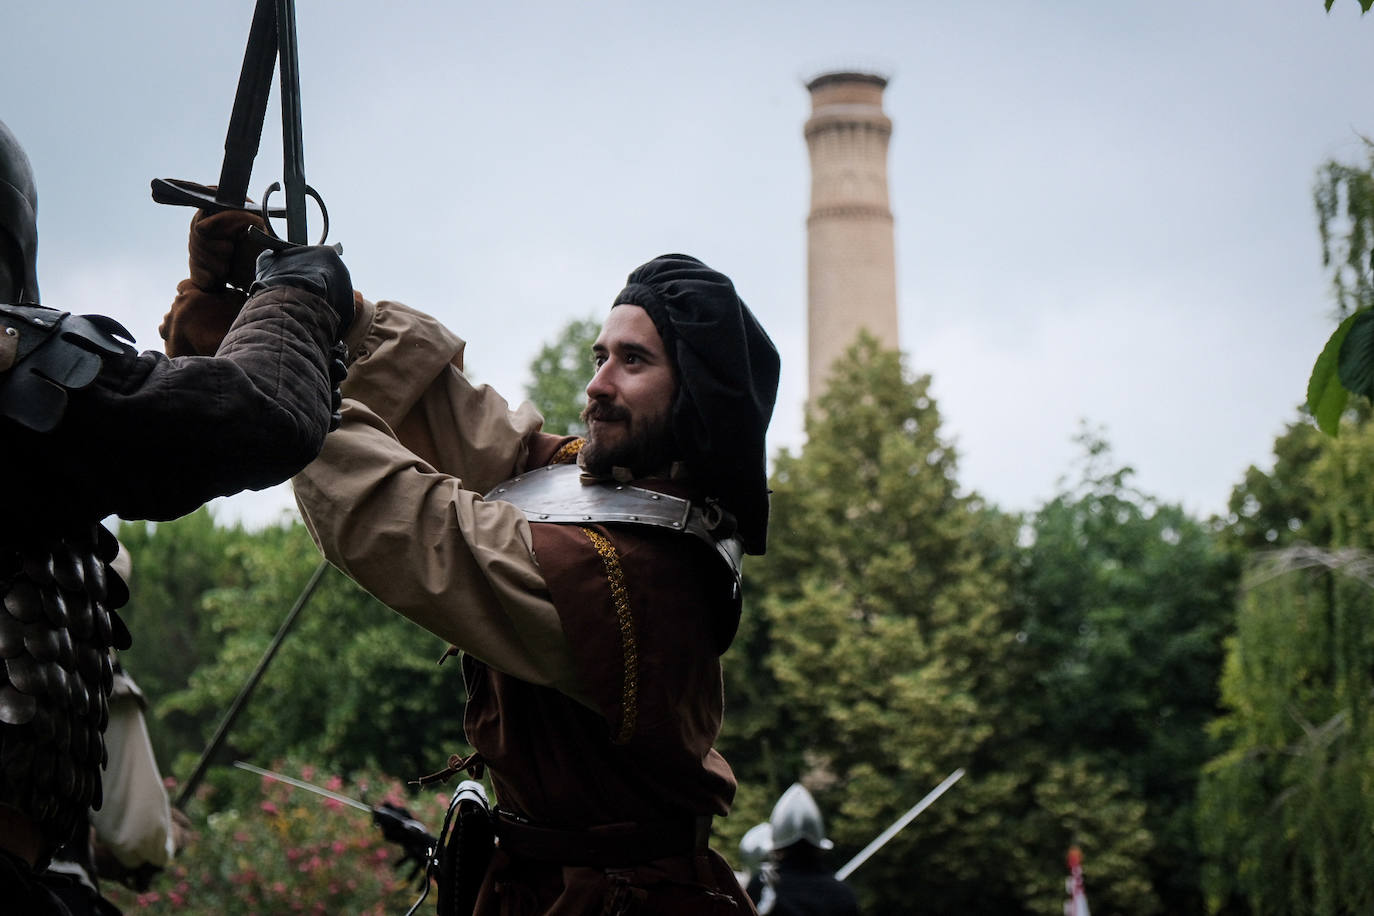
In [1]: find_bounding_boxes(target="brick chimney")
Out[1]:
[804,71,898,402]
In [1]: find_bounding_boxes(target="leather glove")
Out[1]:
[160,207,272,357]
[251,244,355,339]
[159,278,247,357]
[189,207,271,292]
[373,802,437,890]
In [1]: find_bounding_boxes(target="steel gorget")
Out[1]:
[486,464,743,595]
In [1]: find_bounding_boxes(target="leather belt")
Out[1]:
[494,811,711,867]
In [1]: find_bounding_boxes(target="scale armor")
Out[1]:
[0,522,130,857]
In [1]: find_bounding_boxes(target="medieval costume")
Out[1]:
[292,254,779,914]
[44,662,177,916]
[751,784,860,916]
[0,119,354,912]
[761,854,861,916]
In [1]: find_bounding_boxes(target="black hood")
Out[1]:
[613,254,779,555]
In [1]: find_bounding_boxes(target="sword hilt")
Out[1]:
[252,180,334,250]
[247,226,342,255]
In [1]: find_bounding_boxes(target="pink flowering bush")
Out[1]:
[105,765,455,914]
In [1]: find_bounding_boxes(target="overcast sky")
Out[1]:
[5,1,1372,528]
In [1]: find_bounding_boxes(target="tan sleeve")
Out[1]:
[293,298,582,694]
[88,674,174,869]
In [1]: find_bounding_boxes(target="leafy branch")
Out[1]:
[1324,0,1373,12]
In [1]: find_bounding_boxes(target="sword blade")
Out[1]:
[174,561,329,810]
[216,0,279,208]
[233,760,372,813]
[275,0,309,243]
[834,767,965,882]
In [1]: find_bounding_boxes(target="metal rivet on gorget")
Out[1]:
[582,516,591,521]
[3,327,16,336]
[496,488,506,494]
[630,515,639,521]
[672,522,681,528]
[650,494,660,500]
[539,514,549,520]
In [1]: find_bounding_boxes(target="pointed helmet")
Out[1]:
[0,119,39,304]
[769,782,834,851]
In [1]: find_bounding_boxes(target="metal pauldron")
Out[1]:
[486,463,744,591]
[0,304,135,432]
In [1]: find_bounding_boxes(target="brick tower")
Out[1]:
[804,71,898,402]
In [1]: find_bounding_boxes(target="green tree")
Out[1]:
[1315,148,1374,320]
[1200,548,1374,916]
[1211,116,1374,907]
[523,316,600,435]
[1202,415,1374,914]
[1018,430,1239,913]
[720,336,1157,914]
[1220,419,1330,554]
[117,509,268,767]
[1306,140,1374,434]
[119,514,471,805]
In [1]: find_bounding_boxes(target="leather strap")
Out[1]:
[494,811,711,867]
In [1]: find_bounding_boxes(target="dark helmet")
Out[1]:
[0,119,40,303]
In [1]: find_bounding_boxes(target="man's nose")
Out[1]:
[586,362,615,400]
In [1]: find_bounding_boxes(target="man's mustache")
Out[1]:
[582,401,630,424]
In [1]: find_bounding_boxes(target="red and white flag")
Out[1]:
[1063,846,1091,916]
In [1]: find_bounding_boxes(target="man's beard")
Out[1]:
[579,399,679,478]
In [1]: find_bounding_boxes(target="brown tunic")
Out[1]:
[466,512,751,913]
[293,299,756,914]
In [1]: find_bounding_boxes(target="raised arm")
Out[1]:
[293,296,584,697]
[2,244,353,527]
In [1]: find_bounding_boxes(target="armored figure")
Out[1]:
[738,822,776,910]
[752,784,860,916]
[43,548,183,915]
[0,118,353,912]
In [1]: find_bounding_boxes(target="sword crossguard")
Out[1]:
[150,178,286,219]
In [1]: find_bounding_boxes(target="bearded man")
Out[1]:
[176,210,779,912]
